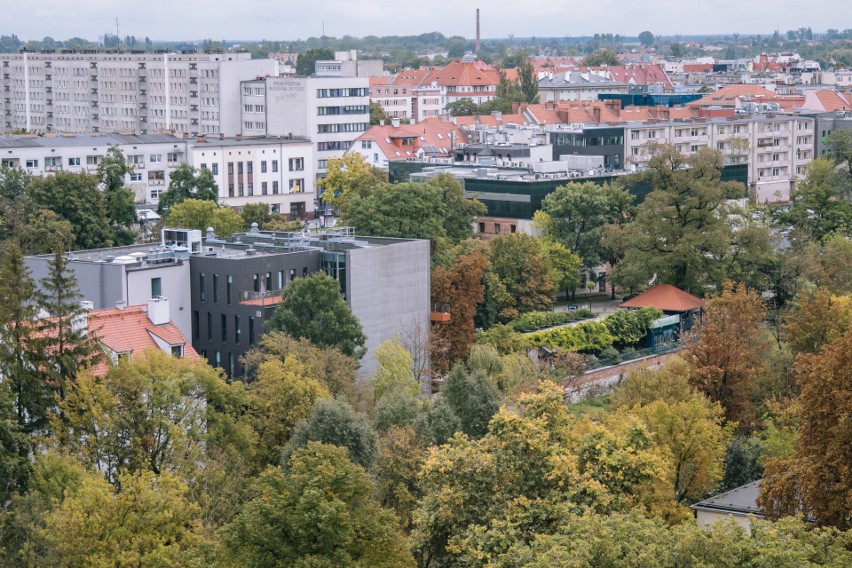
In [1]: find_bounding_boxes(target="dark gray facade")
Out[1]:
[548,126,625,171]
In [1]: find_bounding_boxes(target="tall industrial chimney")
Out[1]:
[476,9,480,53]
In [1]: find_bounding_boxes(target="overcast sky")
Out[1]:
[1,0,843,42]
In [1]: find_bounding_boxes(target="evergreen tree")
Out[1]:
[36,252,99,404]
[0,244,50,433]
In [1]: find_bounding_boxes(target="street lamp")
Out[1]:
[587,280,596,310]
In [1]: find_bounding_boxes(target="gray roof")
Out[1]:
[691,480,762,516]
[539,72,627,89]
[0,133,185,149]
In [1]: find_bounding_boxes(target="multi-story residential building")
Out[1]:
[188,135,315,219]
[624,113,815,201]
[1,50,276,136]
[26,226,431,380]
[370,69,430,120]
[348,117,468,169]
[240,74,370,177]
[0,132,189,203]
[538,71,628,102]
[0,132,317,213]
[413,57,500,121]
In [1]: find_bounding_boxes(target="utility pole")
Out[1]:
[116,18,120,42]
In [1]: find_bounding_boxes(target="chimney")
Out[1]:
[391,117,401,128]
[476,9,481,53]
[512,102,520,114]
[72,301,93,336]
[196,134,207,143]
[115,299,127,311]
[147,297,170,326]
[235,134,242,141]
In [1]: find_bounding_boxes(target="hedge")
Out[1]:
[508,308,595,332]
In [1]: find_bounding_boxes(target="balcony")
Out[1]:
[430,303,451,322]
[239,289,283,307]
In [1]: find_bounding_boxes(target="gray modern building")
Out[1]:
[26,226,431,380]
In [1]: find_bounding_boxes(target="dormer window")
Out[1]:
[171,344,184,358]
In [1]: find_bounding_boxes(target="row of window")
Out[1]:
[193,312,255,346]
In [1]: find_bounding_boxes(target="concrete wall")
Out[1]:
[346,239,431,378]
[25,257,125,309]
[126,263,192,338]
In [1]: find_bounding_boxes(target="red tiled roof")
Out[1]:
[355,119,468,161]
[607,64,674,91]
[688,84,777,107]
[421,59,500,88]
[87,305,198,376]
[803,89,851,112]
[620,284,705,312]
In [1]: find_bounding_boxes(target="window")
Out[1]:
[149,154,162,163]
[234,315,241,343]
[265,272,272,292]
[261,181,268,195]
[278,271,284,289]
[630,131,639,140]
[288,157,304,171]
[207,313,212,341]
[226,275,232,305]
[213,274,219,303]
[171,345,184,357]
[510,224,517,233]
[151,277,162,298]
[130,172,143,182]
[494,223,501,234]
[237,162,243,175]
[26,159,38,168]
[303,267,309,277]
[67,157,80,166]
[221,314,227,342]
[227,162,234,175]
[261,160,267,173]
[212,163,219,175]
[253,274,260,293]
[271,160,278,172]
[192,311,199,339]
[289,179,304,193]
[272,181,279,194]
[478,222,485,233]
[199,273,205,302]
[248,316,255,344]
[290,268,296,281]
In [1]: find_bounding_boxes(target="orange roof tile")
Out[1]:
[803,89,851,112]
[355,120,468,161]
[607,64,674,91]
[620,284,705,312]
[421,59,500,88]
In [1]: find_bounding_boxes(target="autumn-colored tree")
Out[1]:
[375,425,426,530]
[431,247,488,374]
[247,358,330,468]
[783,287,851,355]
[759,329,852,529]
[317,152,387,210]
[371,337,419,402]
[685,282,767,426]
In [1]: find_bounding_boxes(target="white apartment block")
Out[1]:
[240,75,370,176]
[0,132,189,203]
[189,136,315,219]
[1,51,276,137]
[624,114,815,202]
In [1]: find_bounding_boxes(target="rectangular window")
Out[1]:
[212,163,219,175]
[290,268,296,281]
[67,157,81,166]
[278,271,284,289]
[199,273,205,302]
[272,181,279,194]
[237,162,243,175]
[272,160,278,172]
[234,315,241,344]
[253,274,260,293]
[150,154,162,163]
[288,157,304,171]
[213,274,219,303]
[151,277,162,298]
[303,267,309,277]
[261,181,268,195]
[226,275,232,305]
[249,316,255,344]
[26,159,38,168]
[261,160,267,173]
[192,311,199,339]
[289,179,303,193]
[221,314,227,342]
[227,162,234,175]
[207,313,212,341]
[265,272,272,292]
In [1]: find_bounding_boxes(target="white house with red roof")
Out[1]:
[348,117,468,169]
[605,63,674,94]
[87,298,199,376]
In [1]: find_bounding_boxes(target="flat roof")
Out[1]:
[691,480,762,516]
[0,133,185,149]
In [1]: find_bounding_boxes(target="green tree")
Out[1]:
[39,470,201,567]
[295,47,335,75]
[220,443,414,567]
[825,128,852,183]
[28,172,113,250]
[538,180,634,268]
[164,199,244,237]
[782,158,851,242]
[445,97,481,116]
[369,101,390,126]
[266,272,366,359]
[36,251,100,406]
[156,163,218,214]
[446,36,468,59]
[283,399,377,469]
[0,244,49,434]
[441,364,501,439]
[371,337,418,402]
[518,53,539,103]
[239,202,272,229]
[317,152,386,209]
[607,146,759,294]
[670,42,684,57]
[0,384,30,507]
[489,233,556,314]
[638,31,655,47]
[582,49,620,66]
[542,240,583,300]
[97,146,138,245]
[248,358,330,468]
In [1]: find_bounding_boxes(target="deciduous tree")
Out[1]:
[164,198,244,237]
[28,172,113,250]
[156,163,218,214]
[283,398,377,469]
[488,233,556,314]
